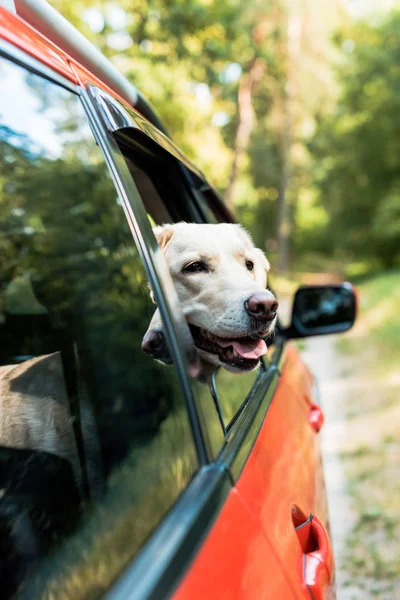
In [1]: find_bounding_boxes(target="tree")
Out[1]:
[310,10,400,267]
[51,0,350,271]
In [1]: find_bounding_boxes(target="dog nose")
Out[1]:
[245,291,279,322]
[142,329,164,356]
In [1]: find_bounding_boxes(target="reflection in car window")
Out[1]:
[0,58,197,599]
[212,364,264,428]
[115,130,202,224]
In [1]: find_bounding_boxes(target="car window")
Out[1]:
[0,57,198,599]
[111,127,267,440]
[109,131,226,456]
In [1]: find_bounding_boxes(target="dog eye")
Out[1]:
[245,260,254,272]
[183,261,208,273]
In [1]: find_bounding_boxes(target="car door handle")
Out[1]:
[309,403,324,432]
[295,514,334,600]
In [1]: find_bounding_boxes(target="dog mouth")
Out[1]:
[189,324,268,370]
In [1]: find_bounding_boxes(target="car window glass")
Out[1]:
[115,130,202,224]
[0,57,198,599]
[196,183,233,224]
[212,362,266,428]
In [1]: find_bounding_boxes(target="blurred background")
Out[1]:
[51,0,399,597]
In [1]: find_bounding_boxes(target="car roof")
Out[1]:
[0,7,141,116]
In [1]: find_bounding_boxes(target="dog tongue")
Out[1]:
[219,338,267,359]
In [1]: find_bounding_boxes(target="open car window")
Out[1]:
[111,130,270,436]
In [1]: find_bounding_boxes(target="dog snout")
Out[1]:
[245,291,278,322]
[142,329,164,356]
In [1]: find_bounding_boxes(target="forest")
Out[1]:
[52,0,400,276]
[1,2,399,596]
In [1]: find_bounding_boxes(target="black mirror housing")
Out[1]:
[283,283,357,339]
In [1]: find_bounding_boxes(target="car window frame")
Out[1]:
[84,85,227,454]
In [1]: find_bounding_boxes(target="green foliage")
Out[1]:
[51,0,289,215]
[310,10,400,268]
[50,1,399,271]
[371,187,400,266]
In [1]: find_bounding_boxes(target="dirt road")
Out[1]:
[300,335,400,600]
[301,336,356,597]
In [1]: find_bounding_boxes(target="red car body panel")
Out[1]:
[0,9,135,114]
[0,11,334,599]
[174,345,333,599]
[173,488,296,600]
[0,8,75,81]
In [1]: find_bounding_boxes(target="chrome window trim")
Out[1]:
[0,37,78,93]
[87,85,232,460]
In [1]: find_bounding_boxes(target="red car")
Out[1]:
[0,2,356,599]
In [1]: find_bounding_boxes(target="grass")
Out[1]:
[334,270,400,597]
[338,270,400,375]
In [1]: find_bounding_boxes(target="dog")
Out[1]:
[0,353,83,487]
[142,223,278,374]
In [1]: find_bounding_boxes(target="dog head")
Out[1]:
[142,223,278,373]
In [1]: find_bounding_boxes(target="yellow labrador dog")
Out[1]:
[142,223,278,373]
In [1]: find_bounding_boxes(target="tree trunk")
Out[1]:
[277,11,301,274]
[277,93,291,273]
[225,59,264,211]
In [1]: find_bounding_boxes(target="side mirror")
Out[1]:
[284,283,357,339]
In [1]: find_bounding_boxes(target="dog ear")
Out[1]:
[235,224,254,249]
[153,224,175,250]
[254,248,270,272]
[235,225,271,283]
[150,225,175,303]
[254,248,270,287]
